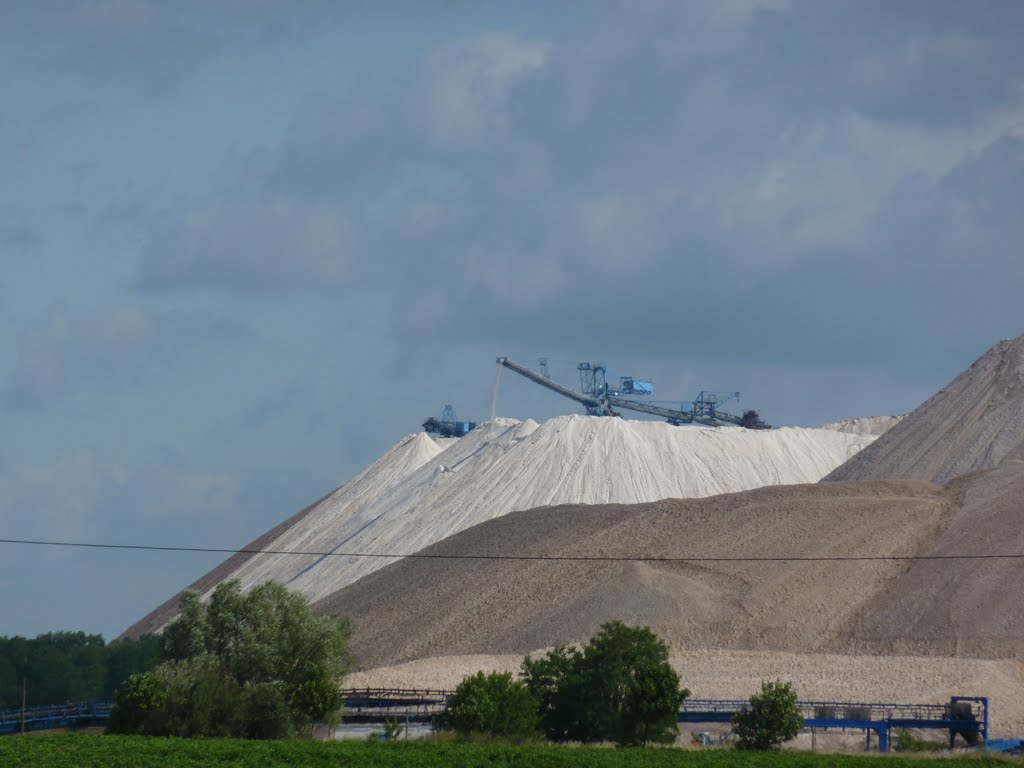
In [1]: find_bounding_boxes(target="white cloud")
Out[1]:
[409,31,550,149]
[132,4,1024,376]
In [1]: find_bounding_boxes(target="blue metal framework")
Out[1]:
[680,696,988,753]
[1,691,989,751]
[338,689,988,751]
[340,688,452,725]
[0,701,113,735]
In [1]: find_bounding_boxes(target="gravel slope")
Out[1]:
[821,415,904,436]
[826,335,1024,484]
[317,461,1024,668]
[125,415,871,635]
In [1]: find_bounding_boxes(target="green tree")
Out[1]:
[238,681,293,740]
[732,679,804,750]
[104,635,161,698]
[520,646,583,741]
[0,632,160,708]
[105,672,167,735]
[153,657,240,738]
[436,671,539,739]
[521,621,689,746]
[107,580,351,739]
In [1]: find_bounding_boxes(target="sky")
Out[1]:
[1,0,1022,640]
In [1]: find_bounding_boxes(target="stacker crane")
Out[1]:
[423,404,477,438]
[495,357,770,429]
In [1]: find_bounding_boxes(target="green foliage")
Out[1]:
[732,679,804,750]
[292,676,342,727]
[103,636,162,699]
[436,671,540,739]
[370,720,405,741]
[238,681,294,740]
[152,657,239,738]
[521,646,582,741]
[107,579,351,739]
[521,621,689,746]
[0,631,159,708]
[105,672,166,735]
[894,728,945,752]
[0,733,1011,768]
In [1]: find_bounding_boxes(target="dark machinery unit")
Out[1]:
[422,404,477,438]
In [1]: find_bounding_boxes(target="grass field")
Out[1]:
[0,735,1019,768]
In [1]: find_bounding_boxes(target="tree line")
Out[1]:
[4,580,804,750]
[0,632,160,709]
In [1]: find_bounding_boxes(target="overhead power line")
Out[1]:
[0,537,1021,563]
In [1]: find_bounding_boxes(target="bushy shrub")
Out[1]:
[894,728,945,752]
[106,672,166,735]
[153,656,239,738]
[522,621,689,746]
[732,679,803,750]
[238,682,293,740]
[108,580,350,739]
[436,671,539,739]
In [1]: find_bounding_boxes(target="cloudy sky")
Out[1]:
[2,0,1022,639]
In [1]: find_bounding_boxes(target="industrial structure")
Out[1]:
[422,404,477,438]
[1,692,991,752]
[680,696,988,753]
[496,357,770,429]
[0,701,113,735]
[331,689,988,753]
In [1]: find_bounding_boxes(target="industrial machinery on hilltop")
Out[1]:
[423,404,477,438]
[496,357,770,429]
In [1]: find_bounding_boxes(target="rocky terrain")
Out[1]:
[826,336,1024,483]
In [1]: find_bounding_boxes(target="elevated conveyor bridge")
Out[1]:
[681,696,988,752]
[0,701,112,735]
[2,690,989,751]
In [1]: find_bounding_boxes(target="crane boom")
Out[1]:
[607,396,764,427]
[605,396,693,424]
[495,356,771,428]
[496,357,608,414]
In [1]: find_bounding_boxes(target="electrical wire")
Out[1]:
[0,537,1020,563]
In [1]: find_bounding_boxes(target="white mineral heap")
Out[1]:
[223,414,874,603]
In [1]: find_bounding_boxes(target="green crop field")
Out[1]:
[0,735,1019,768]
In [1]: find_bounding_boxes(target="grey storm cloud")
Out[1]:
[135,1,1024,377]
[2,305,248,409]
[0,0,328,93]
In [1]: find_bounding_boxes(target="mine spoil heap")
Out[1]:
[124,416,871,637]
[825,335,1024,483]
[124,334,1024,736]
[316,460,1024,667]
